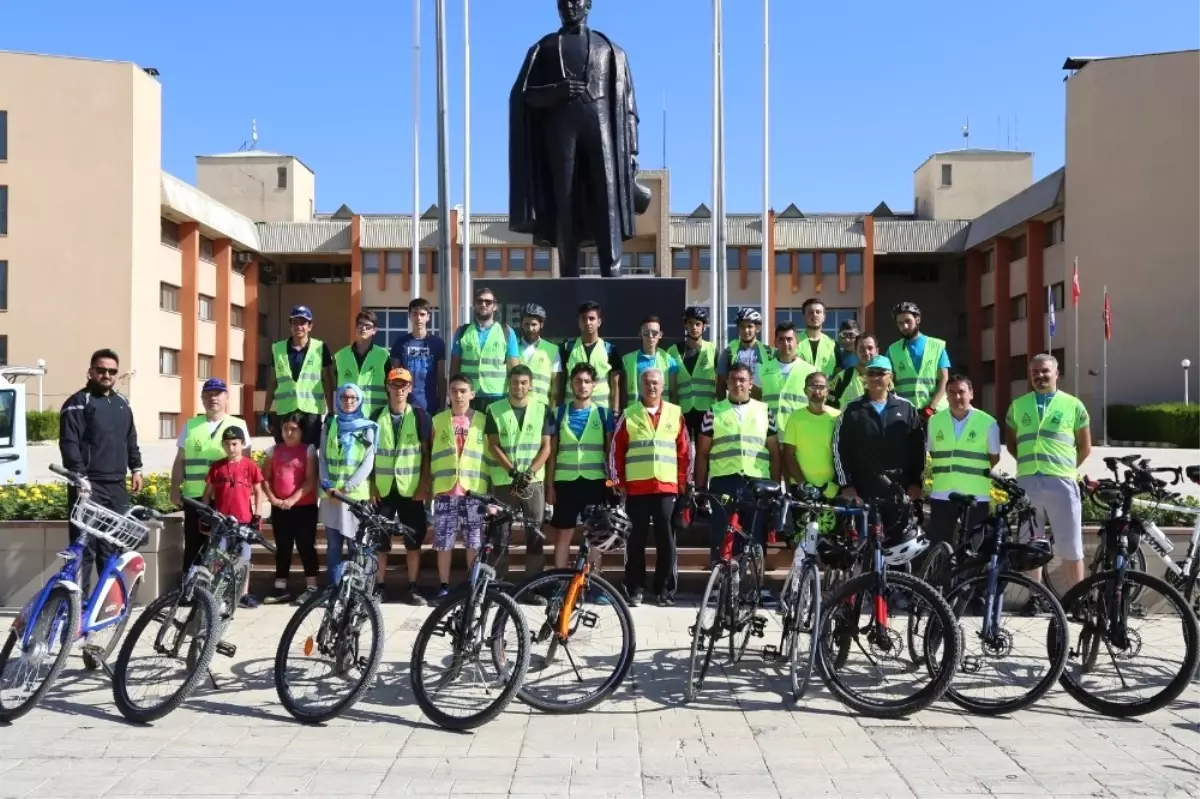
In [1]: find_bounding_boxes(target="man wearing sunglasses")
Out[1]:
[59,349,144,595]
[449,287,520,412]
[622,315,678,406]
[334,309,392,420]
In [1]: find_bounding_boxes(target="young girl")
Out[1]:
[202,426,267,608]
[262,412,320,604]
[319,383,378,586]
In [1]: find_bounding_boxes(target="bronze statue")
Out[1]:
[509,0,652,278]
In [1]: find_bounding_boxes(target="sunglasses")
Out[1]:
[475,298,495,306]
[357,322,376,330]
[92,367,119,376]
[866,369,890,378]
[640,329,662,337]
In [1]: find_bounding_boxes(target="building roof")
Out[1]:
[964,167,1065,249]
[360,216,441,249]
[874,219,970,254]
[160,172,260,250]
[196,149,315,174]
[913,148,1032,173]
[1063,49,1199,71]
[257,220,351,253]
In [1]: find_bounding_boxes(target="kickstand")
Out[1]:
[98,659,116,681]
[207,669,221,690]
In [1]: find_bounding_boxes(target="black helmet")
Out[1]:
[683,305,710,323]
[581,505,632,553]
[521,303,547,321]
[892,301,922,318]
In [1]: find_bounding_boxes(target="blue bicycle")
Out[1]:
[0,464,157,722]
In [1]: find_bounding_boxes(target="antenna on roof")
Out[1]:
[238,119,258,152]
[962,117,970,148]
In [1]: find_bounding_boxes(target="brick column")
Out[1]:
[862,215,876,332]
[349,215,363,338]
[965,250,983,383]
[179,222,200,419]
[213,239,232,385]
[243,259,260,417]
[1026,220,1046,357]
[994,237,1013,415]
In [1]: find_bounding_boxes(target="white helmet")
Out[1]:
[881,532,930,566]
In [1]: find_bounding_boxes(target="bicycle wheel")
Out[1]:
[787,561,821,701]
[275,586,384,724]
[942,572,1067,715]
[729,552,762,665]
[0,584,80,722]
[818,571,960,719]
[508,569,635,713]
[1055,569,1199,717]
[82,581,140,671]
[908,542,954,665]
[112,587,219,724]
[685,565,726,702]
[410,588,530,731]
[1047,539,1146,603]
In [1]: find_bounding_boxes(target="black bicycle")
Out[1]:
[274,490,417,723]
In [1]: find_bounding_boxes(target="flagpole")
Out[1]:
[709,0,721,350]
[461,0,472,326]
[717,0,727,352]
[434,0,453,355]
[1102,285,1109,445]
[760,0,770,332]
[1073,256,1080,395]
[411,0,421,302]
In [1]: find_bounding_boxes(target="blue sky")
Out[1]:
[5,0,1197,215]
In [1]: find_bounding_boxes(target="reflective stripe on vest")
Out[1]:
[430,410,488,495]
[373,408,423,497]
[565,339,612,407]
[334,345,391,419]
[928,409,995,497]
[622,349,672,403]
[887,337,948,410]
[520,339,559,405]
[487,399,549,485]
[273,338,327,414]
[181,415,245,498]
[1011,392,1081,479]
[772,360,817,434]
[623,402,682,484]
[709,399,771,479]
[798,334,838,377]
[459,324,509,395]
[667,341,717,412]
[555,405,607,481]
[323,423,371,501]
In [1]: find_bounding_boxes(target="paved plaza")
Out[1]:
[1,604,1197,799]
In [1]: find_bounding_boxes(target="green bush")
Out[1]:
[1082,493,1200,526]
[26,410,60,442]
[1108,403,1200,448]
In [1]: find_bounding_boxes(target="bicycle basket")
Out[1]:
[70,499,150,551]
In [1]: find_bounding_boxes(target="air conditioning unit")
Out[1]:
[236,252,254,264]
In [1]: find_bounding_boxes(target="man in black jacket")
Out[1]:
[832,355,924,502]
[59,348,143,593]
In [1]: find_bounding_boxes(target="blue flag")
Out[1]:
[1047,284,1057,337]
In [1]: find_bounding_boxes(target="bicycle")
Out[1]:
[274,489,417,723]
[111,497,275,723]
[0,464,157,722]
[503,500,636,713]
[912,474,1069,715]
[1121,459,1200,620]
[1054,464,1200,717]
[409,492,533,730]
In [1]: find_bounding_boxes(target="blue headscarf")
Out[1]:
[334,383,376,452]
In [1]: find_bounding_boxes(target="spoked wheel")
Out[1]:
[686,565,726,702]
[729,550,763,666]
[0,584,80,722]
[275,586,384,724]
[508,569,636,713]
[786,562,821,701]
[410,588,530,731]
[908,542,953,665]
[112,587,219,724]
[82,581,141,672]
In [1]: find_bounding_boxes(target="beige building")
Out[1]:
[0,48,1195,441]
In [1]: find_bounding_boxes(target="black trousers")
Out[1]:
[927,498,990,548]
[67,480,130,596]
[624,494,678,597]
[271,504,320,578]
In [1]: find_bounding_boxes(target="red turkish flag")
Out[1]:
[1071,259,1081,307]
[1103,290,1112,341]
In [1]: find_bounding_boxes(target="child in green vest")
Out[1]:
[319,383,379,588]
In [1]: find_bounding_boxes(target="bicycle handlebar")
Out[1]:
[330,490,419,541]
[49,463,90,488]
[464,491,546,540]
[180,497,276,553]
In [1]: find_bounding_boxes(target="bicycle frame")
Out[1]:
[1131,497,1200,579]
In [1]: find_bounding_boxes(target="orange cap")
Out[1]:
[387,367,413,384]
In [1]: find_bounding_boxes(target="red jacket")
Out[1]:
[609,405,690,496]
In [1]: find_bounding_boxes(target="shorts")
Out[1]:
[433,494,485,551]
[495,482,546,530]
[1018,475,1083,561]
[549,479,608,530]
[377,489,429,552]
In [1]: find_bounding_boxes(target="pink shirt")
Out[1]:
[269,443,317,506]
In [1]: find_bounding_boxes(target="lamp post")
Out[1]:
[36,358,46,412]
[1184,359,1191,405]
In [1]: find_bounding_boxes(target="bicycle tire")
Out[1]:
[1048,539,1146,602]
[818,571,960,719]
[942,571,1067,715]
[686,564,726,702]
[908,542,954,665]
[275,586,384,724]
[83,580,141,671]
[0,583,80,722]
[729,552,761,665]
[112,587,219,724]
[509,570,636,714]
[410,588,530,731]
[788,561,821,701]
[1055,569,1200,717]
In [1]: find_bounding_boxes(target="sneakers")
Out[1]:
[1021,594,1052,617]
[585,587,612,606]
[435,584,451,600]
[263,587,292,605]
[291,586,319,606]
[627,588,644,607]
[239,594,261,609]
[372,584,386,603]
[656,593,675,607]
[400,587,427,606]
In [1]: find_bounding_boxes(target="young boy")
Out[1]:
[202,426,268,608]
[430,374,488,599]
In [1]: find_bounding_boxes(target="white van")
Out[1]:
[0,379,30,484]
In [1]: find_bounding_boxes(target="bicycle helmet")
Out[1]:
[892,301,922,318]
[736,307,762,324]
[881,526,930,566]
[521,302,547,321]
[683,305,710,323]
[581,505,632,553]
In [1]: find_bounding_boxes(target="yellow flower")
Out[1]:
[147,486,158,496]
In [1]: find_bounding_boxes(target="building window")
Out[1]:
[982,304,995,330]
[159,348,179,376]
[1049,281,1065,311]
[774,252,790,274]
[981,360,995,378]
[747,249,762,271]
[1044,217,1065,248]
[1010,234,1027,261]
[198,294,215,321]
[898,263,938,283]
[366,306,443,342]
[0,261,7,311]
[797,253,815,274]
[941,164,952,186]
[386,252,403,274]
[199,236,216,263]
[363,252,381,274]
[1010,353,1028,379]
[819,253,838,275]
[0,185,7,235]
[509,249,527,273]
[533,248,552,271]
[160,218,180,247]
[230,359,244,384]
[0,335,6,366]
[231,304,245,328]
[160,282,179,312]
[427,251,439,274]
[484,248,502,272]
[957,312,967,337]
[981,249,994,274]
[1011,294,1028,321]
[697,248,711,271]
[158,413,178,440]
[721,249,736,271]
[257,362,271,388]
[197,355,213,380]
[845,252,863,275]
[727,305,762,342]
[277,166,287,189]
[776,307,856,337]
[672,250,690,274]
[285,263,350,283]
[1051,347,1066,368]
[634,252,656,274]
[0,110,7,161]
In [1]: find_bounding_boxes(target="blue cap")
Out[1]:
[865,355,894,372]
[201,378,228,393]
[289,305,313,321]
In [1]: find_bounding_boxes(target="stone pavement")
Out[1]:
[1,604,1197,799]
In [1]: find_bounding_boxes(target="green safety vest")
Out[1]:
[554,405,607,481]
[334,345,391,419]
[798,333,838,377]
[520,339,559,405]
[830,368,866,408]
[768,360,817,434]
[928,409,996,498]
[565,339,613,407]
[323,421,372,501]
[622,349,672,403]
[430,410,488,495]
[272,338,327,414]
[487,399,549,485]
[784,406,839,497]
[709,399,771,479]
[667,340,717,412]
[180,415,246,498]
[726,341,776,402]
[458,323,510,396]
[373,407,423,497]
[888,337,949,411]
[1009,392,1083,479]
[623,402,683,484]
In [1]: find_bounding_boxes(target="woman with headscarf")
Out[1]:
[319,383,379,586]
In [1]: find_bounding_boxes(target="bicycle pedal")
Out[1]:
[761,644,780,661]
[751,615,768,638]
[578,610,599,629]
[215,640,237,658]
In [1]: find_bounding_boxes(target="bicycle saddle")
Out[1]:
[947,492,978,508]
[747,479,783,500]
[1187,465,1200,485]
